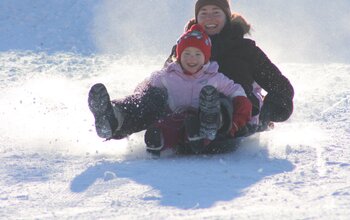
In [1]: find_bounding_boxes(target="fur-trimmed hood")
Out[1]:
[185,12,251,36]
[230,13,251,35]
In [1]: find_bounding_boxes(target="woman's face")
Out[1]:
[197,5,227,36]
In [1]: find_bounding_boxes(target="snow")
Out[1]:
[1,1,350,219]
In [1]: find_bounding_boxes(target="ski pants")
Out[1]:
[111,86,168,139]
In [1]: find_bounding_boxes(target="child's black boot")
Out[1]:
[144,126,163,157]
[199,85,221,140]
[88,83,123,139]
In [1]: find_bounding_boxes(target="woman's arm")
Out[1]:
[251,45,294,123]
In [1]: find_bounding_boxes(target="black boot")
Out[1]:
[184,114,201,141]
[199,85,221,140]
[88,83,121,139]
[218,94,233,135]
[144,126,163,156]
[184,114,205,154]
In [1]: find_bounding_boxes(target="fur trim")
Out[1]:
[231,13,251,35]
[184,18,197,32]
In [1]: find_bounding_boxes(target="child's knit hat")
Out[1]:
[195,0,231,21]
[176,24,212,63]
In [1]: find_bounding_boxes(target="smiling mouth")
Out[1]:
[187,63,198,68]
[205,24,217,29]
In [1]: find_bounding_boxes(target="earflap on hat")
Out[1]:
[176,24,212,63]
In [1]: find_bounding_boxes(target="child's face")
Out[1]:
[180,47,205,74]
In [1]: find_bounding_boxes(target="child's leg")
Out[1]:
[146,110,212,155]
[185,93,235,154]
[89,84,168,140]
[145,111,193,155]
[204,94,247,154]
[111,86,168,139]
[144,106,235,155]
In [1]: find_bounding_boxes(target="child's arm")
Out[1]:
[215,73,246,98]
[134,70,165,93]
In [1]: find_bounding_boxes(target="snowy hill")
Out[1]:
[1,1,350,219]
[1,0,349,62]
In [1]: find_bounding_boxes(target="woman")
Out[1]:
[167,0,294,134]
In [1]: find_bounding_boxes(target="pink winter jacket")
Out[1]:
[147,61,247,113]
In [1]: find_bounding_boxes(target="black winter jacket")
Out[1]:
[168,15,294,123]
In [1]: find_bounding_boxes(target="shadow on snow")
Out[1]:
[70,139,294,209]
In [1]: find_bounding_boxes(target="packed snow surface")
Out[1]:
[1,1,349,219]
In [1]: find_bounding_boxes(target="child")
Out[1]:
[88,25,252,155]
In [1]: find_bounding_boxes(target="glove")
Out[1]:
[230,96,253,137]
[258,103,273,131]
